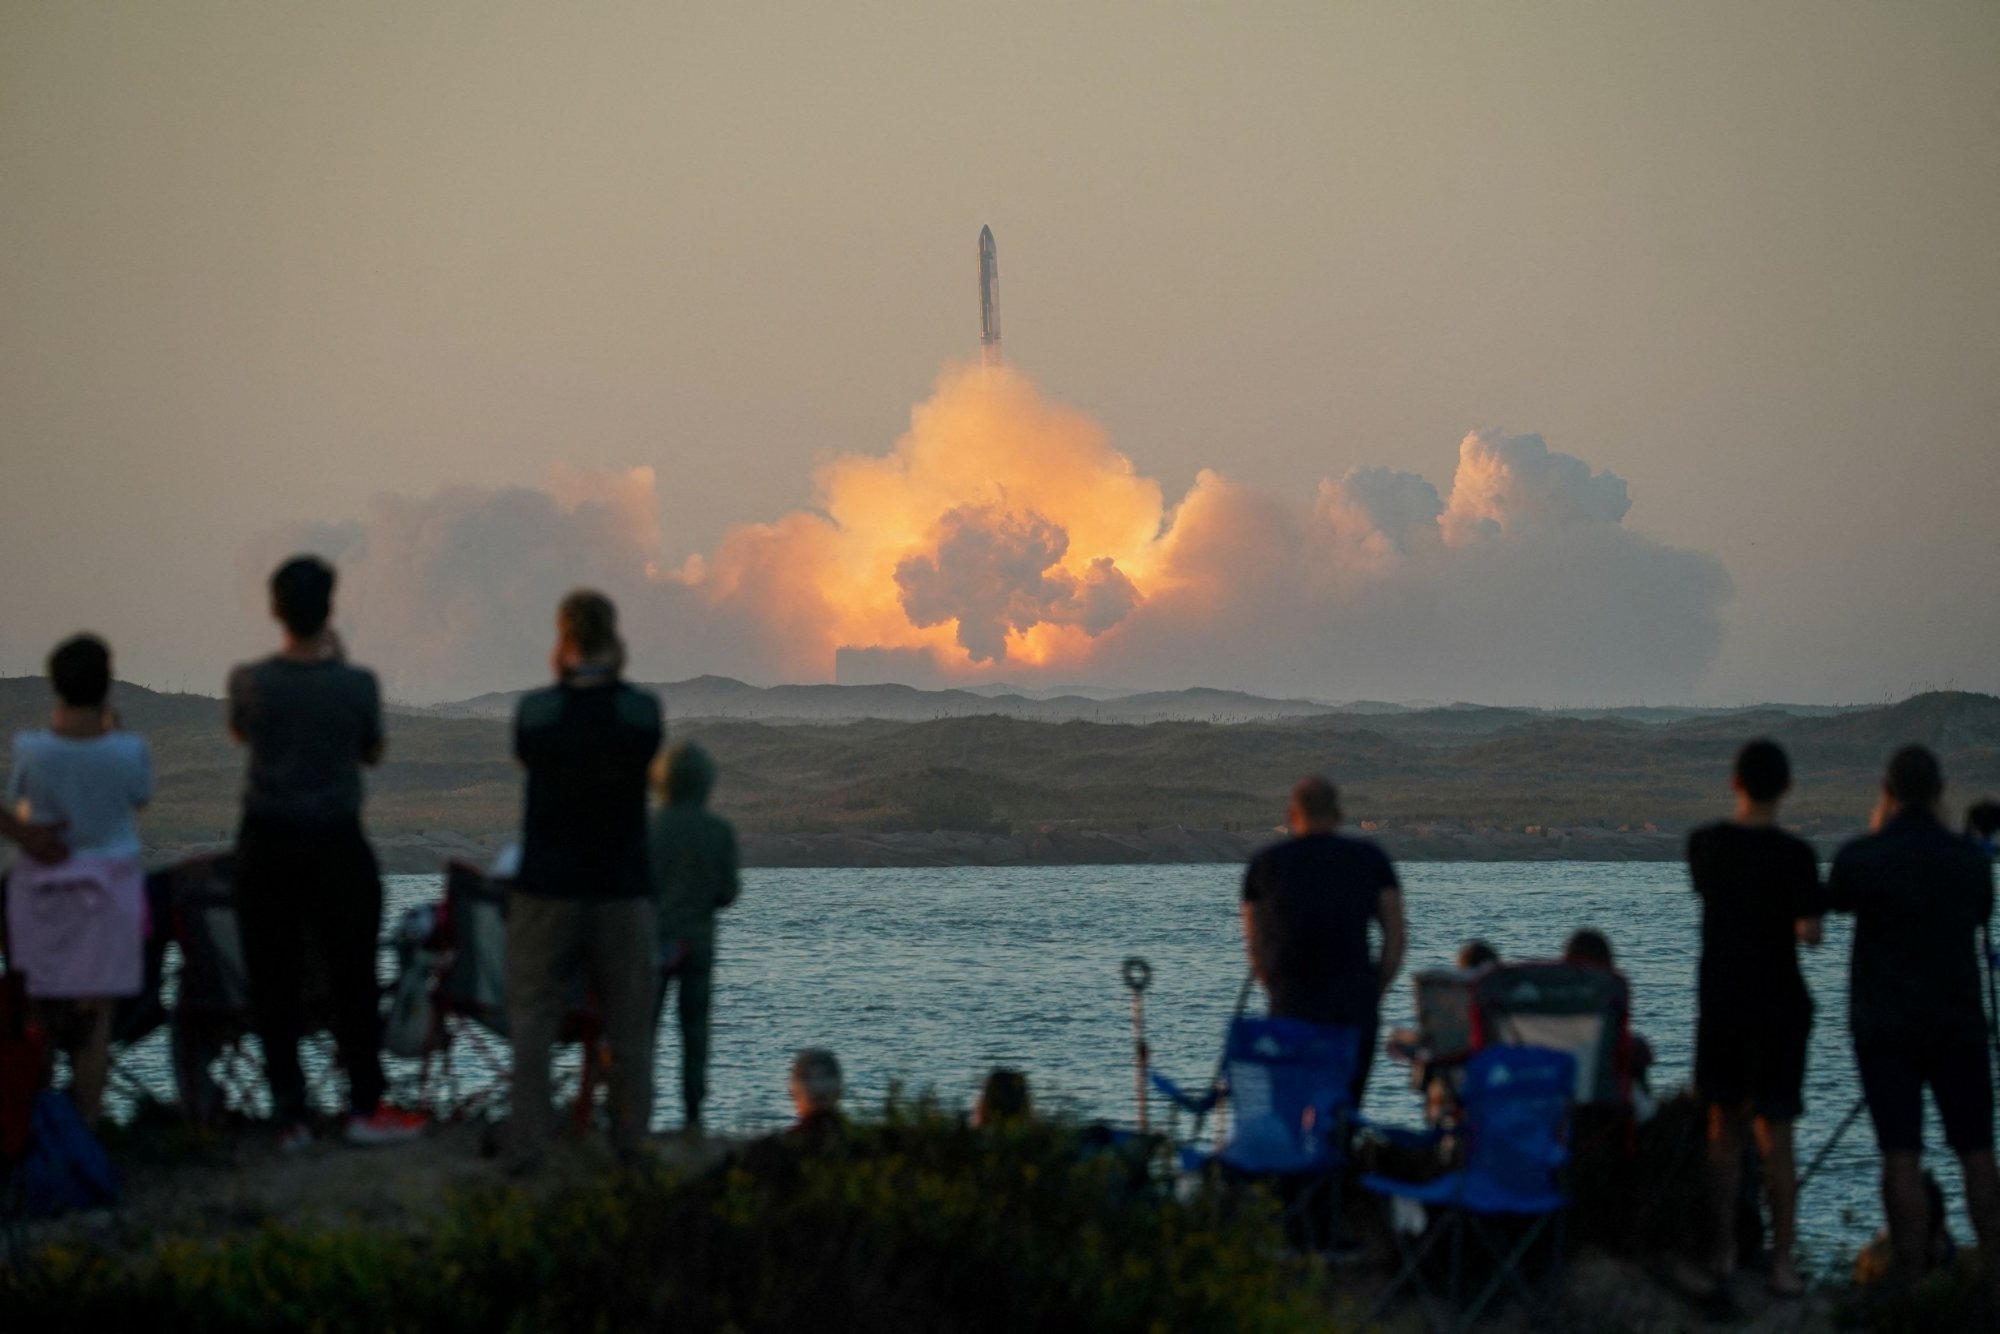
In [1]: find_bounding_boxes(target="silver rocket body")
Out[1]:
[978,225,1001,367]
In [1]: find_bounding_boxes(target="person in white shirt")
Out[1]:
[4,634,152,1124]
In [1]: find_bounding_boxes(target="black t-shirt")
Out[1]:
[514,678,664,900]
[227,656,384,827]
[1242,833,1399,1026]
[1687,821,1823,1021]
[1827,811,1995,1043]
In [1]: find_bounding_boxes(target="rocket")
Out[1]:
[978,225,1001,366]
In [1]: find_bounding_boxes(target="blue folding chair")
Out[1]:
[1152,1017,1361,1252]
[1363,1045,1575,1333]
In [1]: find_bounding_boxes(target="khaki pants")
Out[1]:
[506,893,656,1156]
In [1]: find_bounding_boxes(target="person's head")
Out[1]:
[1564,928,1613,969]
[48,634,112,711]
[656,741,717,806]
[1882,744,1945,817]
[1731,739,1791,806]
[974,1068,1033,1128]
[789,1048,843,1117]
[1286,775,1341,836]
[1456,939,1499,971]
[555,589,624,676]
[269,556,336,640]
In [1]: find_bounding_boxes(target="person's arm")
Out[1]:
[225,666,249,746]
[1794,841,1824,947]
[1240,859,1269,986]
[1239,900,1268,986]
[358,672,385,768]
[130,736,154,811]
[1824,847,1858,914]
[1374,887,1407,1000]
[0,808,68,866]
[716,822,741,912]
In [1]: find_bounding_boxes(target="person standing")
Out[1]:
[1241,775,1406,1108]
[1683,739,1824,1297]
[1827,745,1999,1286]
[5,635,151,1125]
[647,740,740,1135]
[228,556,421,1147]
[507,591,663,1167]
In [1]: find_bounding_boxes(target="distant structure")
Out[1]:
[978,224,1001,366]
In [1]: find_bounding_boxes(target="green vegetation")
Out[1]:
[1,1112,1340,1333]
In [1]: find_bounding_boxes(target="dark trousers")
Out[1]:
[660,938,715,1123]
[235,815,386,1121]
[505,893,656,1156]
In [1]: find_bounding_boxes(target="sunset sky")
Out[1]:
[3,3,1995,703]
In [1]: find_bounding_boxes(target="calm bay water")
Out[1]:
[102,860,1989,1266]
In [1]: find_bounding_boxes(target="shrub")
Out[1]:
[1,1112,1338,1332]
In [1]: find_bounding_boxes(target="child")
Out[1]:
[4,634,152,1125]
[647,741,740,1134]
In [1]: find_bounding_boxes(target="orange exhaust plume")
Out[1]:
[691,364,1169,680]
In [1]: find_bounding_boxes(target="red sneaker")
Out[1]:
[345,1106,428,1146]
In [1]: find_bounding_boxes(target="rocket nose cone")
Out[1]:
[979,225,994,246]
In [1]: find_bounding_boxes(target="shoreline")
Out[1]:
[134,824,1849,876]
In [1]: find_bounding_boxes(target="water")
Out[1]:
[103,861,1988,1266]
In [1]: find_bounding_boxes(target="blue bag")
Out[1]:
[14,1089,118,1217]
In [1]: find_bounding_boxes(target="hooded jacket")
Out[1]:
[647,742,741,951]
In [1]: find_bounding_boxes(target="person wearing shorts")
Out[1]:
[1683,739,1824,1296]
[4,634,151,1126]
[1828,745,1998,1285]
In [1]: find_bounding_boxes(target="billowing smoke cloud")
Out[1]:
[249,365,1731,703]
[894,507,1140,662]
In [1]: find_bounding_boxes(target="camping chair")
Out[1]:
[1152,1017,1362,1252]
[1363,1045,1576,1333]
[156,853,338,1125]
[403,860,604,1128]
[1470,961,1634,1107]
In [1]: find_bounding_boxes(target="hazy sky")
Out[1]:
[3,2,1996,703]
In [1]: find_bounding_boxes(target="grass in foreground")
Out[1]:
[2,1110,1341,1333]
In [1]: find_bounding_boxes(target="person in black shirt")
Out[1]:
[228,556,424,1149]
[1241,775,1406,1109]
[1683,739,1824,1297]
[505,591,664,1168]
[1827,745,1999,1285]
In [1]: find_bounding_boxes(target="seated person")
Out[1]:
[1382,943,1499,1133]
[1563,928,1614,968]
[1560,927,1656,1108]
[1456,938,1499,971]
[788,1047,845,1145]
[974,1067,1033,1128]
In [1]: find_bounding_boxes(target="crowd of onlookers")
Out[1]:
[3,552,1996,1297]
[1238,747,1997,1296]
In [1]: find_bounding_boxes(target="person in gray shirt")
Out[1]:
[227,556,423,1149]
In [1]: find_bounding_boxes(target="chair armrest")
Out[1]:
[1367,1120,1445,1151]
[1150,1071,1220,1115]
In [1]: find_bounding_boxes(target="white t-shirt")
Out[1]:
[6,729,153,859]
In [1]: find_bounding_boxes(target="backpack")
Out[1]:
[14,1089,117,1217]
[0,970,48,1167]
